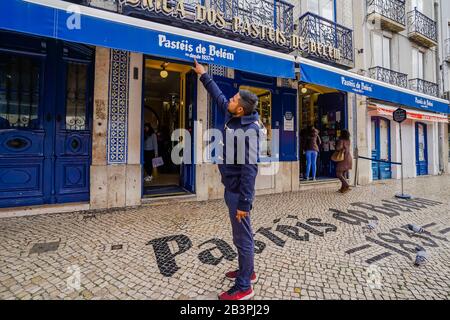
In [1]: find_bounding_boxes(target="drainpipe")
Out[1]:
[333,0,338,49]
[434,0,444,173]
[434,1,441,95]
[438,0,446,96]
[333,0,337,24]
[352,93,358,186]
[274,0,278,30]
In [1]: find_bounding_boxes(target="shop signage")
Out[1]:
[118,0,342,61]
[300,62,450,114]
[393,108,407,123]
[284,111,294,131]
[1,0,295,78]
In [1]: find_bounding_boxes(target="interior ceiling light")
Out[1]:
[160,62,169,79]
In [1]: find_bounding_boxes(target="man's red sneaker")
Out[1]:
[218,286,255,301]
[225,270,258,284]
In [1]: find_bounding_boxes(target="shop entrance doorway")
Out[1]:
[299,83,347,181]
[142,58,196,197]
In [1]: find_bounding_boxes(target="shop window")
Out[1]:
[65,61,88,130]
[300,93,319,129]
[0,53,40,129]
[417,124,426,161]
[240,85,272,156]
[371,119,376,152]
[379,118,389,160]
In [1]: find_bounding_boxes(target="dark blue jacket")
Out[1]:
[200,73,260,212]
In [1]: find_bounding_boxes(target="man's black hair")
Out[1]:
[238,90,258,115]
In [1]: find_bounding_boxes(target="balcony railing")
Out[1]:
[409,78,438,97]
[369,66,408,88]
[445,39,450,62]
[298,12,354,68]
[367,0,406,31]
[72,0,294,50]
[407,9,437,47]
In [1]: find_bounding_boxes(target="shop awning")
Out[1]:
[368,103,449,123]
[297,57,450,115]
[0,0,296,79]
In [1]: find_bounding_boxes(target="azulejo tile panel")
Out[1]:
[107,49,130,164]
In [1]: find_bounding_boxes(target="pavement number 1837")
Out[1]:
[223,305,270,317]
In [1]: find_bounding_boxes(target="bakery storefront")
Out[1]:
[0,0,305,212]
[294,57,449,185]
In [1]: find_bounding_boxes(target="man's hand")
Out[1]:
[236,210,249,223]
[193,58,206,75]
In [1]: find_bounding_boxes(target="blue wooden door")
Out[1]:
[0,45,49,207]
[54,42,94,203]
[371,118,380,180]
[279,88,298,162]
[0,32,93,208]
[371,117,392,180]
[378,118,392,179]
[180,70,196,193]
[415,122,428,176]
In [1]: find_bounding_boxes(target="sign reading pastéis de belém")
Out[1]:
[118,0,342,61]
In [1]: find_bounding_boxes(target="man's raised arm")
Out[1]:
[193,59,229,115]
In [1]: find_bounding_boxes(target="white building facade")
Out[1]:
[353,0,449,184]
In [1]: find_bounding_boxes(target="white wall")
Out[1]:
[358,0,439,83]
[401,119,417,178]
[427,121,440,175]
[390,121,402,179]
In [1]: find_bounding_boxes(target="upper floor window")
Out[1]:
[308,0,334,21]
[412,48,424,79]
[411,0,423,12]
[373,33,391,69]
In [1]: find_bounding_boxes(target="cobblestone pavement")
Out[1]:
[0,175,449,300]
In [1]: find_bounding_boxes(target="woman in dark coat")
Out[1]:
[335,130,352,193]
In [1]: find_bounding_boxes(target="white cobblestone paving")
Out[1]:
[0,175,449,300]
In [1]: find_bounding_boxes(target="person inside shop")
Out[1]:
[335,129,352,193]
[305,126,321,181]
[143,123,158,183]
[193,58,260,301]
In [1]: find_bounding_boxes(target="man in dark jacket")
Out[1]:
[193,59,260,301]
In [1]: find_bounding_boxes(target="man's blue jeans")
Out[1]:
[305,150,318,179]
[224,190,254,291]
